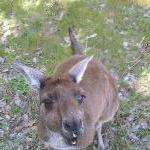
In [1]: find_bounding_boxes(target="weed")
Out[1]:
[8,76,29,95]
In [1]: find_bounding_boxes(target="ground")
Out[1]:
[0,0,150,150]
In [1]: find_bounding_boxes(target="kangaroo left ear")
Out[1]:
[68,56,93,83]
[13,61,45,90]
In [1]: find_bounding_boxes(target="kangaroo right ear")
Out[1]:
[68,56,93,83]
[13,61,45,90]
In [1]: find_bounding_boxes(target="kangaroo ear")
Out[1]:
[68,56,93,83]
[13,61,45,90]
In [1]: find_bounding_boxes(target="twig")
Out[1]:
[120,51,150,79]
[127,55,143,63]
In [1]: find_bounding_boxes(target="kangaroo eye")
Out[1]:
[41,98,54,104]
[40,99,55,110]
[75,95,86,104]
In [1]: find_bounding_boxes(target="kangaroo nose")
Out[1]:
[63,120,82,138]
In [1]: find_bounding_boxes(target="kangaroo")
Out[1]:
[13,27,119,150]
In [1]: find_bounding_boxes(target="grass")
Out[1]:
[136,67,150,96]
[8,76,29,95]
[0,0,150,149]
[137,128,150,139]
[10,104,22,115]
[0,0,149,73]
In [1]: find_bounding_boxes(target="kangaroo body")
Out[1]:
[13,28,119,150]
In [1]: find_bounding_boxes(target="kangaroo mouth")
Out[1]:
[63,133,78,146]
[70,136,77,145]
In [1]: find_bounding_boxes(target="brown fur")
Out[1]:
[38,55,119,149]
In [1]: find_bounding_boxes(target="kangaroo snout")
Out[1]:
[62,119,84,145]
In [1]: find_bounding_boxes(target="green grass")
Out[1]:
[109,127,132,150]
[10,104,22,115]
[0,0,149,74]
[137,128,150,139]
[8,76,29,95]
[0,0,150,149]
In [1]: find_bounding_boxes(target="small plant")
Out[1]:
[137,128,150,139]
[10,104,22,114]
[8,76,29,95]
